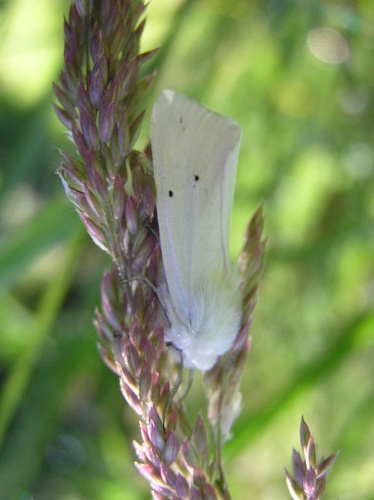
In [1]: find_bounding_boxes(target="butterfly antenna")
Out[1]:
[122,276,159,296]
[122,276,172,327]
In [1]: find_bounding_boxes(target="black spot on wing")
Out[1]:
[179,116,186,131]
[192,174,200,188]
[169,190,174,197]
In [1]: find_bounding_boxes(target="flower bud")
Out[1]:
[149,420,165,453]
[118,111,130,157]
[132,163,144,199]
[74,0,87,17]
[141,173,156,217]
[192,415,208,457]
[53,104,72,129]
[112,175,126,220]
[72,126,89,160]
[160,464,177,490]
[90,56,108,108]
[120,377,142,416]
[133,235,156,272]
[125,197,138,235]
[176,474,190,498]
[139,362,152,401]
[164,432,180,465]
[53,83,76,119]
[99,99,116,143]
[127,342,141,378]
[182,440,199,469]
[81,108,100,151]
[110,126,122,168]
[78,211,107,252]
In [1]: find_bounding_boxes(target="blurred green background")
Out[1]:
[1,0,373,498]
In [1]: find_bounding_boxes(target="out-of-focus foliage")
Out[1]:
[0,0,373,498]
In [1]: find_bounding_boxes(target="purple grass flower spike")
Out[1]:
[285,417,338,500]
[54,0,265,497]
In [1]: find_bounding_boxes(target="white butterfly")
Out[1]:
[151,90,242,371]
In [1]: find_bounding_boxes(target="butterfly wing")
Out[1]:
[151,90,242,369]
